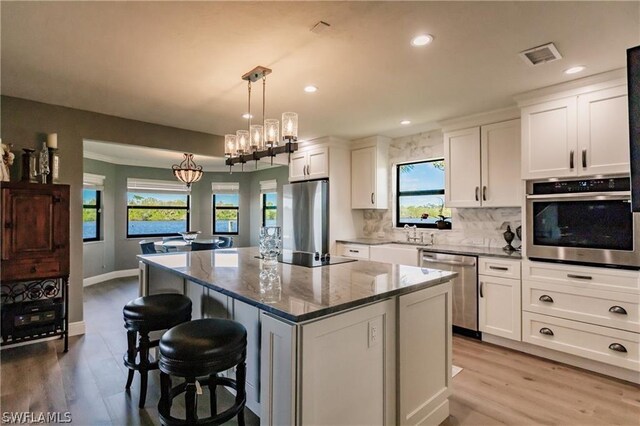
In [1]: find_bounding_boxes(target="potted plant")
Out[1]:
[434,198,451,230]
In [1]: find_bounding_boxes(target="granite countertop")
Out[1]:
[337,239,522,259]
[139,247,457,323]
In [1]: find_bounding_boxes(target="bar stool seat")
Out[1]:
[158,318,247,426]
[123,293,192,408]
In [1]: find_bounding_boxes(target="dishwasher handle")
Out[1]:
[422,256,476,267]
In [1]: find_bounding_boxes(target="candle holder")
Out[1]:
[21,148,38,183]
[48,148,60,183]
[38,142,50,184]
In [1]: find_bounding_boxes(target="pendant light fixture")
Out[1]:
[225,66,299,172]
[172,153,203,187]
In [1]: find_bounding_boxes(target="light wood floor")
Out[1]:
[1,277,639,425]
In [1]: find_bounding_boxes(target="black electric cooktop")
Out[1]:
[257,251,357,268]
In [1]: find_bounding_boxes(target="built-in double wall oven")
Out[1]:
[526,176,640,270]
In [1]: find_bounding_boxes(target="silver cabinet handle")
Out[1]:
[479,282,484,298]
[570,150,575,169]
[609,306,628,315]
[307,163,311,175]
[608,343,627,353]
[582,149,587,168]
[567,274,592,280]
[371,192,375,205]
[539,295,554,303]
[489,266,509,271]
[475,186,479,201]
[482,186,487,201]
[539,327,554,336]
[348,249,359,253]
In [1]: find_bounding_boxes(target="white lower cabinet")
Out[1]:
[369,244,421,266]
[522,261,640,372]
[478,258,522,341]
[523,312,639,371]
[260,283,453,426]
[336,242,370,259]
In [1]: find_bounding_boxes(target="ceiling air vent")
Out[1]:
[519,42,562,66]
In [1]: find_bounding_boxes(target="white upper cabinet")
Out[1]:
[289,146,329,182]
[351,137,389,209]
[520,80,629,179]
[577,85,630,175]
[521,98,577,179]
[481,119,522,207]
[444,127,482,207]
[445,120,521,208]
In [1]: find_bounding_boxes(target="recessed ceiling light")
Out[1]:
[242,113,253,119]
[304,85,318,93]
[400,120,411,125]
[411,34,433,47]
[564,66,585,75]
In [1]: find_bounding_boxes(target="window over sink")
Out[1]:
[396,159,452,229]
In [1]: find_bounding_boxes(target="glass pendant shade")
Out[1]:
[172,153,203,187]
[264,119,279,147]
[250,124,264,152]
[224,134,236,158]
[236,130,249,154]
[282,112,298,140]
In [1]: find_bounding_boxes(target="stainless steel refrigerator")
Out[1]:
[282,180,329,254]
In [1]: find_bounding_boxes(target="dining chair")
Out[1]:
[217,236,233,248]
[139,240,157,254]
[191,241,220,251]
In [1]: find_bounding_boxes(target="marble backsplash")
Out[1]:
[360,129,523,249]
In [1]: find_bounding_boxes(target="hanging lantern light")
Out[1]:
[236,130,249,155]
[224,134,236,158]
[172,153,203,187]
[282,112,298,141]
[264,119,279,148]
[250,124,264,152]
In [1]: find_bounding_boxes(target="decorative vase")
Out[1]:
[503,225,516,252]
[259,226,282,265]
[515,225,522,251]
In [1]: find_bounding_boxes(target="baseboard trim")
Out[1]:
[1,321,85,350]
[83,269,138,287]
[482,333,640,384]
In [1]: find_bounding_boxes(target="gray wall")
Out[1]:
[83,157,289,272]
[2,95,224,323]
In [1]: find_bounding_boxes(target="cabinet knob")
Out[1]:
[608,343,627,353]
[539,295,554,303]
[608,306,627,315]
[539,327,554,336]
[30,266,37,273]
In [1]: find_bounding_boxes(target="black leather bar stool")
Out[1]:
[157,318,247,426]
[123,293,192,408]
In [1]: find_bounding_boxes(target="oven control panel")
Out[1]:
[532,177,630,195]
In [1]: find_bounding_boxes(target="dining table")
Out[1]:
[154,238,221,252]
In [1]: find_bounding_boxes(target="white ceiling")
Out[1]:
[2,1,639,142]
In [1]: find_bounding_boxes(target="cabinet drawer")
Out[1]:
[523,312,639,371]
[2,259,61,281]
[479,257,521,279]
[522,260,640,293]
[339,244,370,259]
[523,281,639,333]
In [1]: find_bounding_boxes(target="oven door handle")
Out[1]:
[526,191,631,201]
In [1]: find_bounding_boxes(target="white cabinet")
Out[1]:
[444,119,521,208]
[336,242,370,259]
[521,82,629,179]
[351,142,388,209]
[478,258,522,341]
[289,146,329,182]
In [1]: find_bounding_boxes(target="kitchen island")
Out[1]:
[138,247,456,426]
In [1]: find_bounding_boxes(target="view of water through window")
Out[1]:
[397,160,451,228]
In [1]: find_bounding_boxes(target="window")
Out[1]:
[83,189,101,241]
[260,179,278,227]
[212,182,240,235]
[126,178,190,237]
[83,173,104,242]
[396,159,451,228]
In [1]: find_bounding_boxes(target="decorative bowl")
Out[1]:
[179,231,201,242]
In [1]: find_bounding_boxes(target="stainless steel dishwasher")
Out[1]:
[421,251,478,334]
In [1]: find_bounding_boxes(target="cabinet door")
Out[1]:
[578,85,630,175]
[478,275,521,341]
[289,151,308,182]
[1,184,69,280]
[307,147,329,180]
[351,147,376,208]
[521,97,578,179]
[444,127,481,207]
[481,119,522,207]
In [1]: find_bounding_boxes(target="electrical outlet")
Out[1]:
[368,317,383,348]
